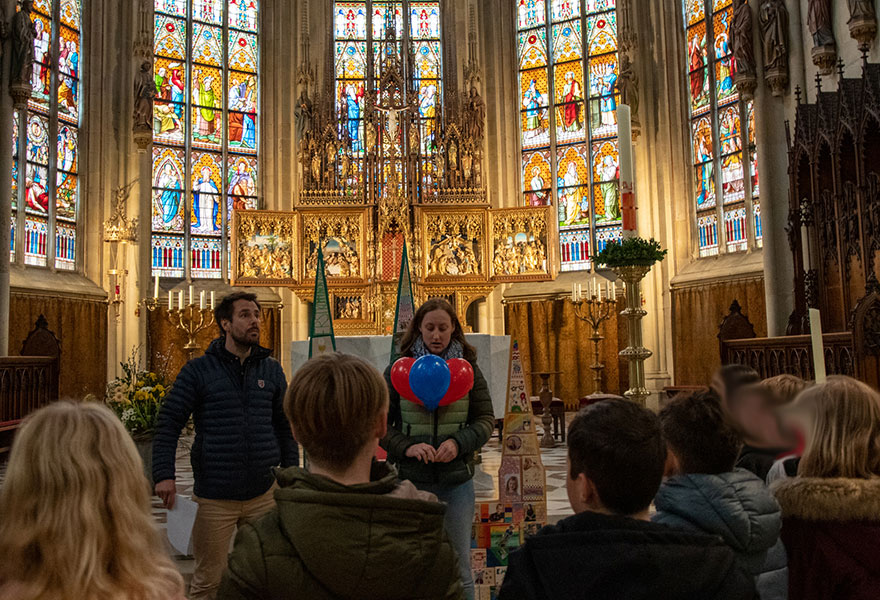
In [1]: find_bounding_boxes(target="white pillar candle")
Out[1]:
[154,274,160,299]
[618,104,636,239]
[188,285,194,306]
[168,290,173,309]
[178,291,184,310]
[809,309,827,383]
[612,281,616,298]
[200,290,206,310]
[210,290,215,309]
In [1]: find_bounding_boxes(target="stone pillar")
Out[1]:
[755,0,798,336]
[0,0,18,356]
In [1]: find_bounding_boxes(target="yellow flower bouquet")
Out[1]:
[105,349,171,438]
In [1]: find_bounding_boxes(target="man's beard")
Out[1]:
[230,329,259,347]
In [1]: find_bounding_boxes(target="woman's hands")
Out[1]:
[404,439,459,464]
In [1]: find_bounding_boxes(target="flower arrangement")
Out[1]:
[593,236,668,268]
[105,348,171,438]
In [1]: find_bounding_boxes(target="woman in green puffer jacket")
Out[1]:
[381,299,495,600]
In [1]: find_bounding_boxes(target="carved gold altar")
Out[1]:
[232,12,553,334]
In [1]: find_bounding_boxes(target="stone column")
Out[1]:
[755,0,798,336]
[0,0,18,356]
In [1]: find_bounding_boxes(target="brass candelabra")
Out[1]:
[142,292,216,360]
[570,293,617,396]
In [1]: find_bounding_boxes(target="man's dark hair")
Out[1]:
[714,364,759,399]
[660,389,742,474]
[215,291,260,335]
[568,399,665,516]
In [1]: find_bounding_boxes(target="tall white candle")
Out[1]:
[618,104,636,239]
[154,274,160,299]
[200,290,206,310]
[612,281,616,298]
[809,309,827,383]
[168,290,173,309]
[178,291,184,311]
[210,290,215,309]
[188,285,194,306]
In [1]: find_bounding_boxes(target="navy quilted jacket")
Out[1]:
[152,337,298,501]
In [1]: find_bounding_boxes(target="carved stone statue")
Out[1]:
[733,0,757,78]
[464,86,485,145]
[847,0,877,47]
[294,90,313,140]
[133,60,155,131]
[10,0,35,100]
[807,0,835,47]
[616,52,639,119]
[733,0,757,100]
[759,0,789,96]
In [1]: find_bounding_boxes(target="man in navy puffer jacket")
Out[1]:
[152,291,298,600]
[654,390,787,600]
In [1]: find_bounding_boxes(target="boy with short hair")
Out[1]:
[654,390,787,600]
[499,399,754,600]
[218,353,463,600]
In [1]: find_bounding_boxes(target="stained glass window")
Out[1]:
[152,0,259,279]
[517,0,620,272]
[333,1,441,163]
[684,0,760,257]
[10,0,81,270]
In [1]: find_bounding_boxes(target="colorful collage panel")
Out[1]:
[228,71,258,153]
[24,216,48,267]
[698,212,719,257]
[559,227,591,271]
[152,233,186,278]
[191,236,223,278]
[517,0,546,30]
[522,150,552,207]
[724,205,747,253]
[554,61,586,144]
[25,113,50,217]
[686,21,710,117]
[410,2,440,39]
[228,0,258,32]
[29,8,53,112]
[190,152,224,237]
[521,68,551,149]
[191,65,223,150]
[55,220,76,270]
[152,146,186,233]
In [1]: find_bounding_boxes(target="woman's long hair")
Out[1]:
[399,298,477,363]
[0,401,184,600]
[792,376,880,479]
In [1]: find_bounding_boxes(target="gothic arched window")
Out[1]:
[684,0,761,257]
[517,0,620,272]
[333,1,442,159]
[152,0,259,278]
[11,0,82,269]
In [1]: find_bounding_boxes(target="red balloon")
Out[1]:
[390,357,419,403]
[439,359,474,407]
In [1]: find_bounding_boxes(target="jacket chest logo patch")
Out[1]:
[258,379,265,388]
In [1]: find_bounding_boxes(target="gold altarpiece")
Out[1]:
[232,20,556,334]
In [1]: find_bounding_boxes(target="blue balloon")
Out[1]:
[409,354,451,411]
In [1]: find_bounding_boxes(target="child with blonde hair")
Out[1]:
[771,376,880,599]
[0,401,184,600]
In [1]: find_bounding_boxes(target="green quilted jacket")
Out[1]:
[380,359,495,486]
[217,464,464,600]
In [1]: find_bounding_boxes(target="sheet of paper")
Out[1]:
[166,494,197,556]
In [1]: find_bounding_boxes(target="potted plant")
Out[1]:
[593,236,667,268]
[104,348,172,484]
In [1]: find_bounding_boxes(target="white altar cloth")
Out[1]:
[290,334,512,417]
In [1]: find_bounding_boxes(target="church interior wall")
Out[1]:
[13,0,880,394]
